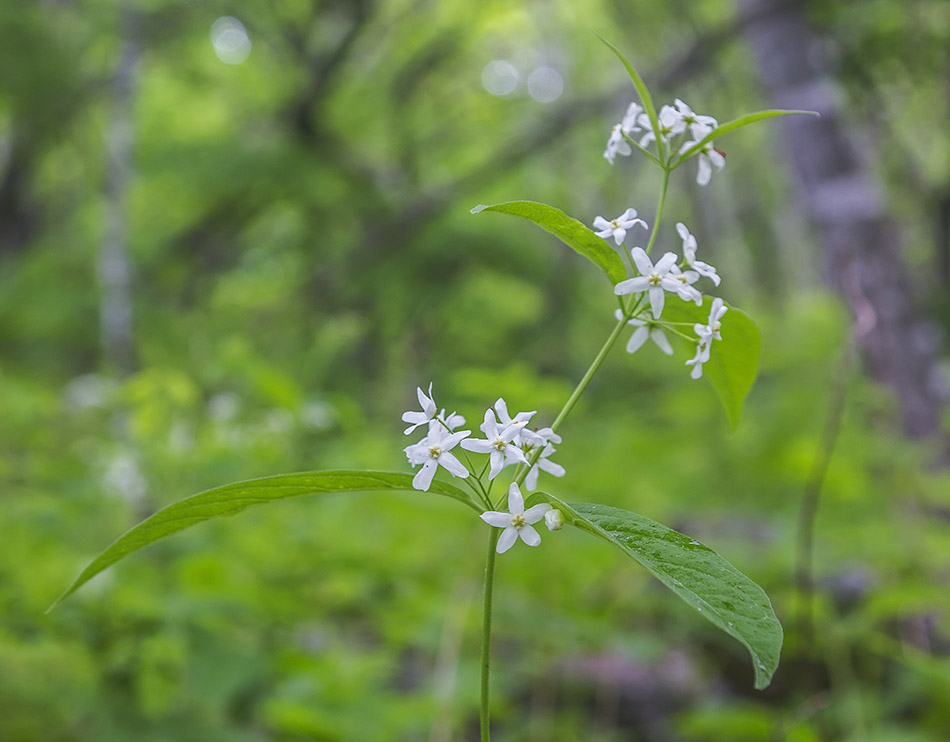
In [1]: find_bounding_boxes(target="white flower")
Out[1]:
[524,443,566,491]
[637,104,685,148]
[593,208,647,246]
[685,298,728,379]
[404,420,471,491]
[460,408,528,479]
[698,297,728,340]
[603,102,643,164]
[672,98,718,140]
[402,383,436,435]
[668,265,703,305]
[544,508,565,531]
[604,124,632,164]
[493,397,535,430]
[680,140,725,186]
[614,247,683,319]
[439,409,466,430]
[685,334,712,379]
[615,309,673,355]
[480,483,552,554]
[676,223,720,286]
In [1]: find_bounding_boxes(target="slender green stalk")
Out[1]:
[643,167,670,256]
[480,527,500,741]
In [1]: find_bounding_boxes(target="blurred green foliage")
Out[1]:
[2,0,949,740]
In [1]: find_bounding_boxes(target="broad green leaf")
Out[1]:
[675,109,819,164]
[595,34,663,161]
[49,471,476,611]
[661,298,762,431]
[526,493,782,690]
[471,201,627,285]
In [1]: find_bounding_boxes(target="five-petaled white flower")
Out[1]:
[480,483,552,554]
[402,383,436,435]
[461,408,528,479]
[603,102,643,164]
[637,104,686,148]
[672,99,718,140]
[615,309,673,356]
[614,247,683,319]
[593,208,647,246]
[676,223,720,286]
[404,420,471,491]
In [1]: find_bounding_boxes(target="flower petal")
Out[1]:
[412,459,438,491]
[630,247,653,276]
[496,527,518,554]
[519,525,542,547]
[626,325,650,353]
[649,287,665,319]
[523,503,553,524]
[481,511,511,528]
[614,276,650,296]
[438,451,469,478]
[507,483,525,514]
[650,328,674,355]
[460,438,493,453]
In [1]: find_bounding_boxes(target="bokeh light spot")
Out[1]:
[211,17,251,65]
[527,66,563,103]
[481,60,520,96]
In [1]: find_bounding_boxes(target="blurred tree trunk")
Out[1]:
[740,0,947,441]
[99,3,140,378]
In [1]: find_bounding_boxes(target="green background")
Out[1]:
[2,0,949,739]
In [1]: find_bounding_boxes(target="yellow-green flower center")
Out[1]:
[511,514,526,528]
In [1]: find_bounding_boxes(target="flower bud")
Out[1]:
[544,508,564,532]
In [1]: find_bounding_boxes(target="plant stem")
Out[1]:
[480,527,500,742]
[644,167,670,256]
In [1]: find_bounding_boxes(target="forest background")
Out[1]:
[2,0,950,740]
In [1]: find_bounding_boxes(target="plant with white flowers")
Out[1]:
[49,39,815,742]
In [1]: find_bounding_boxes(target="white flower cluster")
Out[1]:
[592,216,726,378]
[604,98,725,186]
[402,388,566,553]
[402,388,565,494]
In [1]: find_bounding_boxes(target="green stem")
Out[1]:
[644,168,670,256]
[480,527,500,742]
[515,313,630,487]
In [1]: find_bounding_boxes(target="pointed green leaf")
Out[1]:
[526,494,782,689]
[595,34,663,161]
[661,297,762,431]
[675,109,819,165]
[49,471,476,611]
[471,200,627,285]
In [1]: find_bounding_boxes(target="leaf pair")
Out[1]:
[49,470,782,689]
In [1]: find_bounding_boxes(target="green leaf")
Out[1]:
[48,471,476,611]
[595,34,663,161]
[527,494,783,689]
[661,297,762,431]
[674,109,819,165]
[471,200,627,285]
